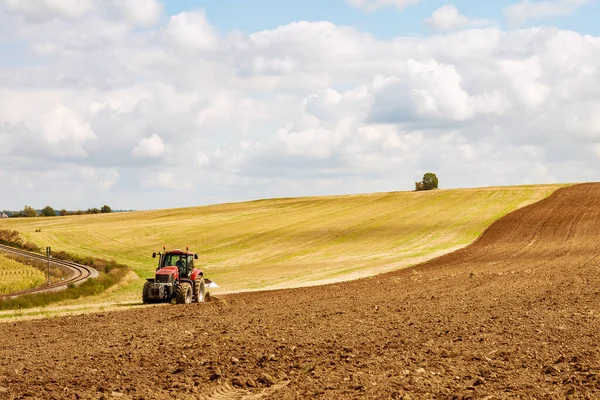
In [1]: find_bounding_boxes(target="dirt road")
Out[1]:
[1,183,599,399]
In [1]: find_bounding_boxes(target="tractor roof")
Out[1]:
[165,249,195,255]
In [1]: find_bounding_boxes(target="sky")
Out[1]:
[1,0,600,211]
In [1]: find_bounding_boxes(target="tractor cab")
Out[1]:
[159,251,197,278]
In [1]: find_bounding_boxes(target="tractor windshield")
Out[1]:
[163,253,194,277]
[165,253,187,267]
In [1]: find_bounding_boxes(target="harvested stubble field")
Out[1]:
[0,254,45,295]
[0,182,599,399]
[0,185,561,301]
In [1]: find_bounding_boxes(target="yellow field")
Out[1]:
[0,184,565,302]
[0,254,46,294]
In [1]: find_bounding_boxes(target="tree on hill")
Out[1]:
[41,206,56,217]
[422,173,439,190]
[100,205,112,213]
[415,172,439,191]
[21,205,37,217]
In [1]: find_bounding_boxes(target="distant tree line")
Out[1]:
[2,205,113,218]
[60,205,112,216]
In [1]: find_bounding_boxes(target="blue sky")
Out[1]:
[163,0,600,39]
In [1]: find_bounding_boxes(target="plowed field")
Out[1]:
[1,183,599,399]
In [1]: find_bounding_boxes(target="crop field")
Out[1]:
[0,185,564,301]
[0,253,46,294]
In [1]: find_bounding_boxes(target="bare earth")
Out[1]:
[1,183,599,399]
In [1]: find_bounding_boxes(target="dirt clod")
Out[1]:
[258,373,276,386]
[473,377,486,386]
[231,377,244,388]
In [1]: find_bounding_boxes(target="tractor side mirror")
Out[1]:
[152,253,156,258]
[194,254,198,259]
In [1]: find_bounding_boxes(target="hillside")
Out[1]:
[0,185,563,298]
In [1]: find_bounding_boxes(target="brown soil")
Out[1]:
[1,183,600,399]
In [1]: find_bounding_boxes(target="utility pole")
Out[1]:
[46,246,51,284]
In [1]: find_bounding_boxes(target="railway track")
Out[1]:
[0,244,99,300]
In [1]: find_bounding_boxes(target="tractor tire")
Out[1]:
[175,282,192,304]
[194,277,206,303]
[142,281,153,304]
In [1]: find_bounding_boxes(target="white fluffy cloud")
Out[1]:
[79,167,120,190]
[113,0,163,27]
[345,0,421,12]
[498,56,550,108]
[1,5,600,210]
[425,5,496,31]
[142,171,192,190]
[0,0,94,21]
[163,10,219,51]
[278,123,346,159]
[39,104,96,156]
[132,134,166,158]
[505,0,590,26]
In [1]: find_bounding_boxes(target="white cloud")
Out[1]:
[253,56,297,75]
[345,0,421,12]
[142,171,192,190]
[112,0,163,27]
[425,5,496,31]
[278,125,343,159]
[0,0,94,21]
[304,86,371,122]
[40,104,96,153]
[498,56,550,108]
[368,59,485,122]
[212,141,265,173]
[79,167,120,190]
[196,151,210,167]
[132,134,166,158]
[247,21,368,67]
[505,0,590,26]
[406,59,474,120]
[163,10,219,51]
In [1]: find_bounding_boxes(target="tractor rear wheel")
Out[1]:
[175,282,192,304]
[142,281,153,304]
[194,277,206,303]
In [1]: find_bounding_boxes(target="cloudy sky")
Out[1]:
[1,0,600,211]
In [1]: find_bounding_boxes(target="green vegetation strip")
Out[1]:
[0,184,566,304]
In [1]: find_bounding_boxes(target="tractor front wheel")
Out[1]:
[142,281,153,304]
[175,283,192,304]
[194,278,206,303]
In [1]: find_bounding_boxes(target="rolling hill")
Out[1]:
[0,184,564,300]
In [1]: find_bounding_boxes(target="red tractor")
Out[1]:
[142,247,214,304]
